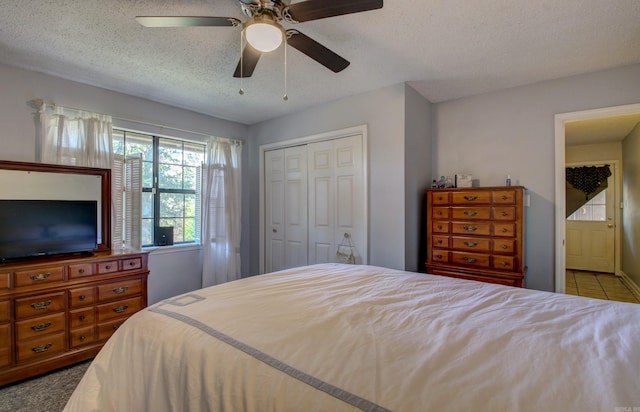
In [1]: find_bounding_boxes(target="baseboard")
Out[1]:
[619,271,640,301]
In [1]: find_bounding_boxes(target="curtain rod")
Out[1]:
[28,99,245,144]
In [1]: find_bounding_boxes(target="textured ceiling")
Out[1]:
[1,0,639,125]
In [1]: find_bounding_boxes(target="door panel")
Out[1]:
[566,170,615,273]
[265,150,285,272]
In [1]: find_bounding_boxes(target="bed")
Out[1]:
[64,263,640,411]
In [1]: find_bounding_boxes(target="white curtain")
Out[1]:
[202,137,242,287]
[36,102,118,248]
[38,103,113,168]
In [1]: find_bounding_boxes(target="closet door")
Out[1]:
[308,134,364,264]
[264,146,308,272]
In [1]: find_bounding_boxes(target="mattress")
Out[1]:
[64,263,640,411]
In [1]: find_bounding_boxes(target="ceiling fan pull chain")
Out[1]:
[239,30,245,95]
[283,34,288,101]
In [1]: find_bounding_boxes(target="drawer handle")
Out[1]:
[129,261,137,266]
[463,225,478,232]
[463,257,477,263]
[435,254,443,259]
[105,265,112,270]
[113,286,129,294]
[79,295,86,301]
[501,261,509,266]
[501,195,508,200]
[32,343,52,353]
[501,228,508,233]
[464,241,477,247]
[30,273,51,281]
[501,211,509,217]
[31,322,52,332]
[78,268,85,274]
[80,335,87,342]
[464,196,478,201]
[79,315,86,321]
[463,210,478,216]
[113,305,129,313]
[31,300,52,310]
[113,325,120,331]
[501,245,509,250]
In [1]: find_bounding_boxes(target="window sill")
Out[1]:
[144,243,202,255]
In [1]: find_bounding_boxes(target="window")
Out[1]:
[113,130,205,246]
[567,189,607,221]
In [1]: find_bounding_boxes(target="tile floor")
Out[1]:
[565,270,639,303]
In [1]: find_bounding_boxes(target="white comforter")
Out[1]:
[65,264,640,411]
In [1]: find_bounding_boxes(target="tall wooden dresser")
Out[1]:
[425,186,526,287]
[0,250,149,386]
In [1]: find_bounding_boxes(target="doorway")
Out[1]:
[554,103,640,293]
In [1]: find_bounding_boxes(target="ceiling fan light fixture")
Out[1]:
[244,16,283,53]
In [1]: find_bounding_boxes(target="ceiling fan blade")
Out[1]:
[136,16,241,27]
[233,44,262,78]
[286,30,350,73]
[284,0,383,23]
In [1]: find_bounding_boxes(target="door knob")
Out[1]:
[272,228,277,233]
[608,223,613,228]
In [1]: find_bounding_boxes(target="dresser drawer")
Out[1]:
[431,250,449,263]
[452,191,492,204]
[431,192,450,205]
[432,221,450,233]
[493,190,517,204]
[493,207,516,220]
[97,296,143,322]
[493,239,515,254]
[15,312,65,341]
[0,273,9,290]
[69,262,95,279]
[451,251,490,268]
[493,256,516,271]
[0,324,10,368]
[69,286,97,308]
[451,222,491,236]
[0,300,9,323]
[97,318,127,341]
[70,326,96,348]
[122,257,143,271]
[452,237,491,252]
[451,207,490,220]
[432,235,449,249]
[69,307,95,329]
[97,260,119,275]
[431,207,450,219]
[14,266,64,288]
[16,333,65,363]
[0,323,9,347]
[493,223,516,237]
[97,279,143,302]
[15,292,65,319]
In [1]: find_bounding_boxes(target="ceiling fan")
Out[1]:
[136,0,384,78]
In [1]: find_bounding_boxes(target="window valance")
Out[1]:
[566,165,611,200]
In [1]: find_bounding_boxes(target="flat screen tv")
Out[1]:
[0,199,98,261]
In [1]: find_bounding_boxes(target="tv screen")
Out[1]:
[0,200,98,260]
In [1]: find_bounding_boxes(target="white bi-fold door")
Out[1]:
[263,132,365,273]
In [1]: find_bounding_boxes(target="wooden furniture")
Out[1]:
[425,186,526,287]
[0,250,149,386]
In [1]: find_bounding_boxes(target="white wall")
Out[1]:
[248,84,409,275]
[433,64,640,291]
[0,63,248,302]
[404,84,433,271]
[622,123,640,285]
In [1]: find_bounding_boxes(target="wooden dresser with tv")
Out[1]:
[0,251,149,386]
[424,186,526,287]
[0,160,150,386]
